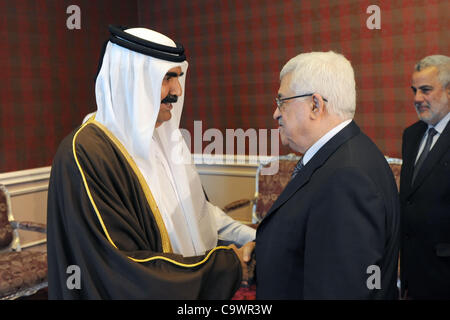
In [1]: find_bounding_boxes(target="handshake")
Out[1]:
[229,241,256,287]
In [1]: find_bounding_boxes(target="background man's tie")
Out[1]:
[412,127,438,185]
[291,159,304,179]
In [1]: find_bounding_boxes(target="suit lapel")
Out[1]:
[402,122,427,196]
[411,120,450,192]
[262,121,361,221]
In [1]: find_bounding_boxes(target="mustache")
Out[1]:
[415,102,430,109]
[161,94,178,104]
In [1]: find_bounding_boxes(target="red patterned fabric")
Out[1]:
[1,1,448,172]
[139,0,449,159]
[255,159,298,220]
[0,0,138,172]
[232,284,256,300]
[0,250,47,298]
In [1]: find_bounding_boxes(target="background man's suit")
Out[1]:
[256,121,400,299]
[400,120,450,299]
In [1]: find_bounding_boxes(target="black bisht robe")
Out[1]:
[47,121,242,299]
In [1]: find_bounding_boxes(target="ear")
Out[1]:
[310,94,325,120]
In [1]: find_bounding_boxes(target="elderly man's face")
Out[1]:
[273,72,315,154]
[411,66,449,126]
[156,66,184,128]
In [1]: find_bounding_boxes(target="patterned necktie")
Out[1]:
[412,127,438,185]
[291,159,304,179]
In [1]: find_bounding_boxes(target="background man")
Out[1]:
[47,26,255,299]
[400,55,450,299]
[255,51,400,299]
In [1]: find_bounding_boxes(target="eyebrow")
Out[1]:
[411,85,433,91]
[165,71,184,78]
[412,85,433,89]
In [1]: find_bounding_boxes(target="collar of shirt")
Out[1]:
[302,119,353,165]
[430,111,450,135]
[414,111,449,164]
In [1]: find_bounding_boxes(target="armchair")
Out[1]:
[385,156,402,191]
[0,184,47,300]
[223,153,301,223]
[223,155,403,223]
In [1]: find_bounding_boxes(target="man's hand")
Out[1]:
[229,241,256,286]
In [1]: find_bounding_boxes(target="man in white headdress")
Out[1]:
[47,25,255,299]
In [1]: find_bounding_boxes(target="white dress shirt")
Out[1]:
[151,136,255,256]
[415,111,450,164]
[302,119,353,165]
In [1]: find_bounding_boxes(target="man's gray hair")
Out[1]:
[280,51,356,120]
[415,55,450,87]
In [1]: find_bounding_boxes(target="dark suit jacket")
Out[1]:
[256,121,400,299]
[400,119,450,299]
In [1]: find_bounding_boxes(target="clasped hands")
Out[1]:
[229,241,256,287]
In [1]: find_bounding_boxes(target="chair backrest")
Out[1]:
[252,154,301,222]
[385,156,402,191]
[0,184,14,251]
[251,155,403,222]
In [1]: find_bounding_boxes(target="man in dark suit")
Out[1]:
[400,55,450,299]
[255,51,400,299]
